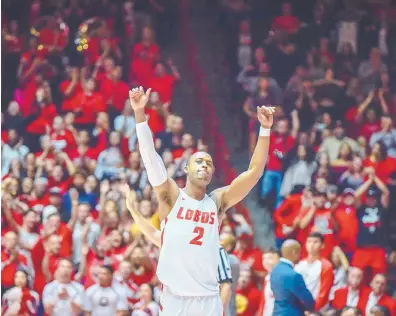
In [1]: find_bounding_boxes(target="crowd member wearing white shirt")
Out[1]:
[366,274,396,316]
[42,259,84,316]
[113,260,140,309]
[132,283,160,316]
[84,265,129,316]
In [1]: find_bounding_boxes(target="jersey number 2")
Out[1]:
[190,226,204,246]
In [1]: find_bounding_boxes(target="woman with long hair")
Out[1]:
[1,270,39,316]
[132,283,159,316]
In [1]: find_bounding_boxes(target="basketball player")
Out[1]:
[128,87,274,316]
[123,186,233,312]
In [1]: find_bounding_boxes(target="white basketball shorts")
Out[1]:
[159,285,223,316]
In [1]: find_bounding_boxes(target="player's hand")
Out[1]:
[257,105,275,129]
[129,86,151,111]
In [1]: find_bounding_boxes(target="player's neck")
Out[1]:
[184,181,206,201]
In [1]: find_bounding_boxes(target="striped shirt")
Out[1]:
[217,247,233,284]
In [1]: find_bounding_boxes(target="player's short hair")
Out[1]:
[308,232,324,243]
[101,265,114,274]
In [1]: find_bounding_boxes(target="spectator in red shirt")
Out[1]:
[1,231,28,292]
[50,116,76,154]
[234,233,265,279]
[364,141,396,184]
[149,59,180,103]
[131,27,160,63]
[72,79,106,127]
[99,66,129,113]
[260,115,299,207]
[31,233,62,296]
[271,2,300,35]
[25,84,57,150]
[60,67,82,113]
[236,269,261,316]
[297,188,337,259]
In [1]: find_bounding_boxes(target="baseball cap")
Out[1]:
[342,188,356,196]
[42,205,59,224]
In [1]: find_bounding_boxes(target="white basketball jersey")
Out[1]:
[156,189,220,296]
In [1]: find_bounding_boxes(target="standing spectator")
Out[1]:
[295,232,334,312]
[83,265,129,316]
[1,129,29,176]
[149,60,180,104]
[259,113,299,208]
[352,171,390,281]
[358,48,388,93]
[318,120,360,162]
[42,259,84,315]
[271,2,300,35]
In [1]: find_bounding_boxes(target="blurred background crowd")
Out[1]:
[1,0,396,315]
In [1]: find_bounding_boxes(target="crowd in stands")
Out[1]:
[218,0,396,314]
[1,0,396,315]
[1,0,210,315]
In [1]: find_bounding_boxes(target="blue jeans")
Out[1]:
[260,170,283,208]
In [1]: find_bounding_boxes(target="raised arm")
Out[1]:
[129,87,179,220]
[211,106,274,211]
[124,185,161,247]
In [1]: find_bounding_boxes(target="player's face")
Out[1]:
[305,237,323,255]
[186,152,214,186]
[14,271,27,288]
[98,268,113,286]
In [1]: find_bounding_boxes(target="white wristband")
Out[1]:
[259,127,271,137]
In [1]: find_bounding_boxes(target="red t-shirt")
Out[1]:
[149,75,176,103]
[1,249,28,287]
[334,206,358,252]
[28,194,50,215]
[130,263,156,286]
[26,104,57,135]
[72,92,106,125]
[145,107,165,135]
[236,284,262,316]
[359,122,381,140]
[233,247,265,273]
[273,194,302,239]
[129,58,154,87]
[131,42,160,62]
[59,80,83,112]
[272,16,299,34]
[298,208,337,259]
[85,250,112,288]
[363,157,396,184]
[50,130,76,154]
[267,134,295,171]
[99,78,129,112]
[31,239,61,295]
